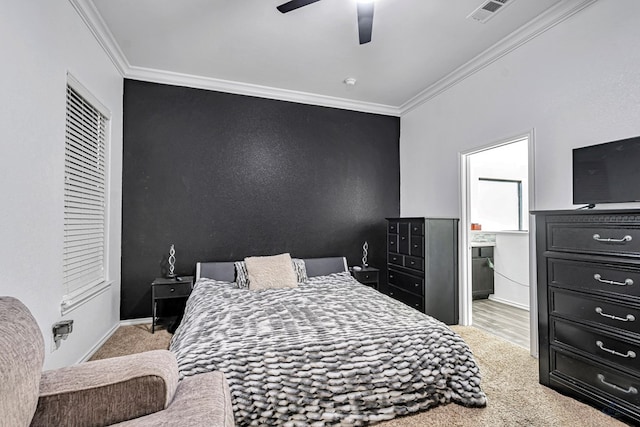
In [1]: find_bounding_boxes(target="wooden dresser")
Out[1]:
[386,217,459,325]
[535,209,640,423]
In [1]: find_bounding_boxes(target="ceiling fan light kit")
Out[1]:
[277,0,375,45]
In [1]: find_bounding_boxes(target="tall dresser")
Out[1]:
[386,217,459,325]
[535,209,640,423]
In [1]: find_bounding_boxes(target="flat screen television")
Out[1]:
[573,136,640,205]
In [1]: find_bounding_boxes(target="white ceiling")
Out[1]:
[78,0,595,115]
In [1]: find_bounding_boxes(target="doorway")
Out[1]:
[459,132,537,356]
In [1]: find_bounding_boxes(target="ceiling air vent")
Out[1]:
[468,0,514,23]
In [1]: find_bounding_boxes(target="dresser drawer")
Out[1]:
[405,255,424,271]
[399,232,410,255]
[389,253,403,267]
[388,221,398,234]
[410,221,424,236]
[552,349,640,406]
[410,236,424,257]
[388,253,422,270]
[551,289,640,336]
[387,284,424,312]
[399,222,410,239]
[552,318,640,374]
[388,234,398,252]
[548,224,640,257]
[388,269,424,296]
[153,281,191,298]
[549,258,640,300]
[353,269,378,284]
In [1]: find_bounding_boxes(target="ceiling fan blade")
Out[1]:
[357,2,374,44]
[277,0,322,14]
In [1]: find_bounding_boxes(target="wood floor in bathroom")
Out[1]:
[472,298,530,350]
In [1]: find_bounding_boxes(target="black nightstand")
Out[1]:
[151,276,194,333]
[350,266,379,290]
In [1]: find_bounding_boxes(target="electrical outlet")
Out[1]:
[52,319,74,350]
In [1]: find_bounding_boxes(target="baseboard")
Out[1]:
[78,322,119,363]
[488,295,530,311]
[119,317,153,326]
[78,317,153,363]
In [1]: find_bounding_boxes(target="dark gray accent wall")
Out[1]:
[122,79,400,319]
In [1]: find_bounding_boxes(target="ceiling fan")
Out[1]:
[277,0,375,45]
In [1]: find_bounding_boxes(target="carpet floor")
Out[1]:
[91,324,626,426]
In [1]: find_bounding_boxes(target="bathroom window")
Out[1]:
[476,178,524,231]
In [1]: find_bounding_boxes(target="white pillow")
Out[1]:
[244,253,298,291]
[235,258,307,288]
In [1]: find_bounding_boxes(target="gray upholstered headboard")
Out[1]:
[195,256,348,281]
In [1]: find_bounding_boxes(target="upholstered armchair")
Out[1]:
[0,296,235,426]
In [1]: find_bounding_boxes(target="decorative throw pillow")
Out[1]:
[244,253,298,291]
[292,258,308,283]
[235,258,307,288]
[234,261,250,289]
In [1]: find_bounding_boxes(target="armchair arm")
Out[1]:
[31,350,179,427]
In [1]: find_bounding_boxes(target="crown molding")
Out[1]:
[68,0,130,75]
[68,0,400,116]
[126,66,402,116]
[71,0,597,118]
[399,0,599,115]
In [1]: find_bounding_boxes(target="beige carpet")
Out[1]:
[89,324,172,361]
[91,324,625,426]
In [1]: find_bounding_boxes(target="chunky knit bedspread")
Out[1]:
[170,272,486,426]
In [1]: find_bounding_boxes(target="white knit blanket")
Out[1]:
[170,272,486,426]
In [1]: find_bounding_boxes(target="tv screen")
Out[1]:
[573,136,640,205]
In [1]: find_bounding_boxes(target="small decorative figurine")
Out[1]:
[362,241,369,267]
[167,244,176,278]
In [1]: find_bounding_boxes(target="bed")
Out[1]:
[170,256,486,425]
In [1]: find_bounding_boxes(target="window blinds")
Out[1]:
[63,84,107,298]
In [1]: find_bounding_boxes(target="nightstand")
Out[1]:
[350,266,379,290]
[151,276,194,333]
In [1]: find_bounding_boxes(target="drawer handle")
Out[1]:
[593,274,633,287]
[595,307,635,322]
[170,288,175,292]
[592,234,632,243]
[597,374,638,395]
[596,340,636,359]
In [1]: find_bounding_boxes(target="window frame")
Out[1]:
[477,177,524,231]
[61,74,112,315]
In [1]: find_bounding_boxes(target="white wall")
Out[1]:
[469,140,529,231]
[400,0,640,217]
[491,232,529,310]
[0,0,123,369]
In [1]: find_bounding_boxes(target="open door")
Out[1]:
[459,131,538,357]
